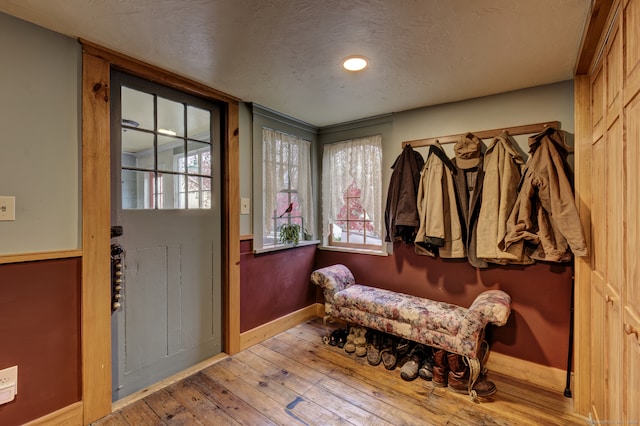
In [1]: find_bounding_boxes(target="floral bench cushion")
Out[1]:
[334,285,467,335]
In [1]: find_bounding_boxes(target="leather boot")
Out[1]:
[432,349,448,387]
[447,353,497,397]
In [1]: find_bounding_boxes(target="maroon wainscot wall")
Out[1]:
[240,239,317,332]
[0,258,81,426]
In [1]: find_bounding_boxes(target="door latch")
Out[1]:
[111,244,125,313]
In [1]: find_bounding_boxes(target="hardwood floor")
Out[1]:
[93,319,589,425]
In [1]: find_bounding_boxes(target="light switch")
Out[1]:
[240,197,250,215]
[0,196,15,221]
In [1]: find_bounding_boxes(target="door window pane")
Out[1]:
[157,135,183,173]
[158,96,185,137]
[122,87,154,131]
[122,169,157,209]
[122,129,154,170]
[188,106,210,142]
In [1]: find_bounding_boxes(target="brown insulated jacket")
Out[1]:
[385,145,425,244]
[500,127,587,262]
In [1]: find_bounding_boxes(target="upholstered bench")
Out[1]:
[310,264,511,400]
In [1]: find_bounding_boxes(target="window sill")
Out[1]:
[318,245,388,257]
[254,240,321,254]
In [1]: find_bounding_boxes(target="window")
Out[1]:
[119,86,214,209]
[322,135,383,251]
[262,128,314,246]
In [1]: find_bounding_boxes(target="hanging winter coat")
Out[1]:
[500,127,587,262]
[475,134,530,264]
[414,143,465,258]
[384,144,425,244]
[451,155,488,269]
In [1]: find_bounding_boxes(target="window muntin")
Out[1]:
[322,135,383,251]
[120,86,212,209]
[262,128,314,247]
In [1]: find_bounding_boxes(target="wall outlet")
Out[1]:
[0,365,18,400]
[0,196,16,221]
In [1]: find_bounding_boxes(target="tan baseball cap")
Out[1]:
[454,132,481,168]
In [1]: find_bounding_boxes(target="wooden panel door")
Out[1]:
[585,0,640,422]
[623,1,640,420]
[604,15,625,421]
[589,58,607,423]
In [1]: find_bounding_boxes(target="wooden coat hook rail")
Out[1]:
[401,120,560,148]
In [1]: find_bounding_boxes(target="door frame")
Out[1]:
[80,40,241,424]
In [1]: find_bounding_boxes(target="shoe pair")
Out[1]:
[326,328,348,348]
[380,337,411,370]
[418,348,434,381]
[344,326,366,355]
[366,330,382,366]
[400,344,435,381]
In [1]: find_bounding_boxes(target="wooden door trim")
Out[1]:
[573,74,592,416]
[575,0,616,74]
[81,51,112,424]
[80,43,240,424]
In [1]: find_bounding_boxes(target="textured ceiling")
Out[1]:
[0,0,591,127]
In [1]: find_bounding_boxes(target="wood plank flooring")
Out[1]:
[93,319,589,425]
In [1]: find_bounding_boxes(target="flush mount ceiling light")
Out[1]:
[121,118,139,128]
[342,56,368,72]
[158,128,177,136]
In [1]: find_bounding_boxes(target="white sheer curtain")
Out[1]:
[322,134,383,245]
[263,128,314,244]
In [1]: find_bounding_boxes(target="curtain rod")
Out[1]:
[401,121,560,148]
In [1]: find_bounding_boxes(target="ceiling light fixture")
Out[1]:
[158,128,177,136]
[122,118,140,128]
[342,56,368,72]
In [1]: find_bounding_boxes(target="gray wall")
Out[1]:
[0,13,81,255]
[238,102,253,235]
[316,80,575,250]
[391,80,575,166]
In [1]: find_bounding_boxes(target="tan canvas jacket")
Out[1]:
[414,143,465,258]
[476,134,530,264]
[500,127,588,262]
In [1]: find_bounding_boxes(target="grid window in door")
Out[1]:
[120,87,213,209]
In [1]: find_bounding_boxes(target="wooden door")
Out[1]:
[604,11,625,421]
[110,71,223,401]
[622,0,640,421]
[589,55,607,422]
[581,0,640,422]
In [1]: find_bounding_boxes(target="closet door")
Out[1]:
[603,11,624,421]
[587,0,640,422]
[622,0,640,422]
[589,54,607,424]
